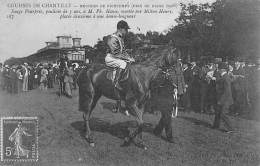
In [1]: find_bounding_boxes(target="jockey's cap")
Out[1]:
[117,20,130,30]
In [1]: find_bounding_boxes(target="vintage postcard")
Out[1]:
[0,0,259,165]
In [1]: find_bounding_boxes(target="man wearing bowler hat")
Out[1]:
[213,62,234,132]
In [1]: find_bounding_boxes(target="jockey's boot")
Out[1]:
[114,68,124,91]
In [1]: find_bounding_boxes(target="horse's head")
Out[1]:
[167,47,178,66]
[158,46,179,69]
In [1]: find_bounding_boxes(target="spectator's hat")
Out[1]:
[191,62,196,66]
[218,62,228,70]
[43,63,48,68]
[214,58,222,63]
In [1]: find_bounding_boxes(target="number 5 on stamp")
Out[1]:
[0,117,39,162]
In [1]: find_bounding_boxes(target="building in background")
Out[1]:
[5,35,89,65]
[26,35,86,64]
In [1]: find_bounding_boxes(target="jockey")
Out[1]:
[105,20,134,90]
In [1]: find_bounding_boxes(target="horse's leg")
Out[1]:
[123,102,147,149]
[78,70,101,147]
[112,100,121,113]
[154,116,164,136]
[58,78,62,96]
[62,80,66,95]
[83,92,101,147]
[115,99,130,116]
[132,105,147,149]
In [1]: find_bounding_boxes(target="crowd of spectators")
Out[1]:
[0,63,58,94]
[172,59,260,119]
[0,58,259,120]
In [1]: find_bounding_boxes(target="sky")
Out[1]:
[0,0,215,62]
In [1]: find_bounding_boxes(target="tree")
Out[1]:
[91,0,259,62]
[211,0,259,61]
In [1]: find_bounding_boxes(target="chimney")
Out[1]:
[57,35,72,48]
[45,42,52,46]
[72,38,81,47]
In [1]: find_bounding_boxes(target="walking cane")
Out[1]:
[172,88,178,118]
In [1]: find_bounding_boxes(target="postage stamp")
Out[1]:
[0,117,38,162]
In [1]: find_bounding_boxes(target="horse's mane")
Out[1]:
[137,45,177,68]
[130,45,177,86]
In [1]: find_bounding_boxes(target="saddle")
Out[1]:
[106,66,130,83]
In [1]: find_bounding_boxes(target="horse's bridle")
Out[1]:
[151,68,178,99]
[161,69,177,88]
[151,68,178,118]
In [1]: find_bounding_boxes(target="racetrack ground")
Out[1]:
[0,86,259,166]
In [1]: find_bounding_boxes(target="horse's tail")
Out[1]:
[77,67,94,113]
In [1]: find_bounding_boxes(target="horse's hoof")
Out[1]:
[112,108,118,113]
[121,137,131,147]
[171,113,177,118]
[85,136,94,145]
[125,110,130,116]
[90,143,95,147]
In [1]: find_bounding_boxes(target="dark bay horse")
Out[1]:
[77,45,178,149]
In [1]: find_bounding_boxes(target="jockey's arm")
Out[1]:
[107,37,120,55]
[107,36,134,62]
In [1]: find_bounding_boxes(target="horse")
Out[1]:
[77,45,179,149]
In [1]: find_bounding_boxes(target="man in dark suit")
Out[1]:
[213,62,234,132]
[47,64,54,89]
[231,61,247,115]
[9,67,18,94]
[183,62,193,112]
[2,65,10,91]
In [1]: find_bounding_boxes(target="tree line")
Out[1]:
[5,0,259,65]
[89,0,259,63]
